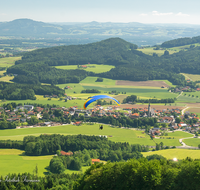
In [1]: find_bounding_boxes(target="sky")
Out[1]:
[0,0,200,24]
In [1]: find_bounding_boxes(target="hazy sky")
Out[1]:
[0,0,200,24]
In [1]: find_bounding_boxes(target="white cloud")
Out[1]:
[140,13,148,16]
[0,13,7,16]
[152,11,173,16]
[176,12,190,17]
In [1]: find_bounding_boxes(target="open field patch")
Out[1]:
[137,48,177,56]
[0,75,14,82]
[142,149,200,160]
[116,80,171,88]
[0,149,24,155]
[0,56,21,67]
[0,152,53,176]
[80,77,116,86]
[54,64,115,73]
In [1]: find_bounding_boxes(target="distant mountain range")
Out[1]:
[1,19,200,46]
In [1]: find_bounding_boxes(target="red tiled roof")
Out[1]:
[60,151,73,156]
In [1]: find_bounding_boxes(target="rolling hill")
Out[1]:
[7,37,186,85]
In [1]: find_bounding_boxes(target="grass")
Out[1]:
[182,138,200,147]
[3,98,86,109]
[176,95,199,103]
[0,56,21,67]
[0,75,14,82]
[0,124,188,146]
[0,149,53,177]
[54,64,115,73]
[142,149,200,160]
[166,131,193,138]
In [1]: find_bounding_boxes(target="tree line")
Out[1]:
[74,157,200,190]
[0,82,64,100]
[161,35,200,48]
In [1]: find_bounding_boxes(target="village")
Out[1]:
[0,102,199,138]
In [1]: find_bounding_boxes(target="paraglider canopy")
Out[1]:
[83,95,120,109]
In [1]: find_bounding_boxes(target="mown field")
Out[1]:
[54,64,115,73]
[142,149,200,160]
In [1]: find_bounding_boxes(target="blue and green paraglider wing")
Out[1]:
[83,95,120,109]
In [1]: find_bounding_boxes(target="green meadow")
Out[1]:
[0,123,190,147]
[182,138,200,147]
[137,47,177,56]
[0,149,89,177]
[0,149,53,177]
[0,56,21,83]
[142,149,200,160]
[54,64,115,73]
[0,56,21,67]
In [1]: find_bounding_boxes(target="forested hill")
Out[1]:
[8,37,200,85]
[161,35,200,48]
[15,38,138,66]
[7,37,185,85]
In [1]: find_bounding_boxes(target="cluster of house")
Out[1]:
[58,150,101,164]
[172,85,200,93]
[2,103,200,135]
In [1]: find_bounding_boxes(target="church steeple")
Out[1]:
[148,102,151,117]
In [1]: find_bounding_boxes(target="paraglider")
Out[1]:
[83,95,120,109]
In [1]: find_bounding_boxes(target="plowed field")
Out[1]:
[116,80,170,87]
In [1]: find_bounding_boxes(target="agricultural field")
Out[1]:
[116,80,171,88]
[176,95,200,103]
[187,107,200,116]
[142,149,200,160]
[0,123,189,147]
[54,64,115,73]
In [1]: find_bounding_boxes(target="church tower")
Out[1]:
[148,102,151,117]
